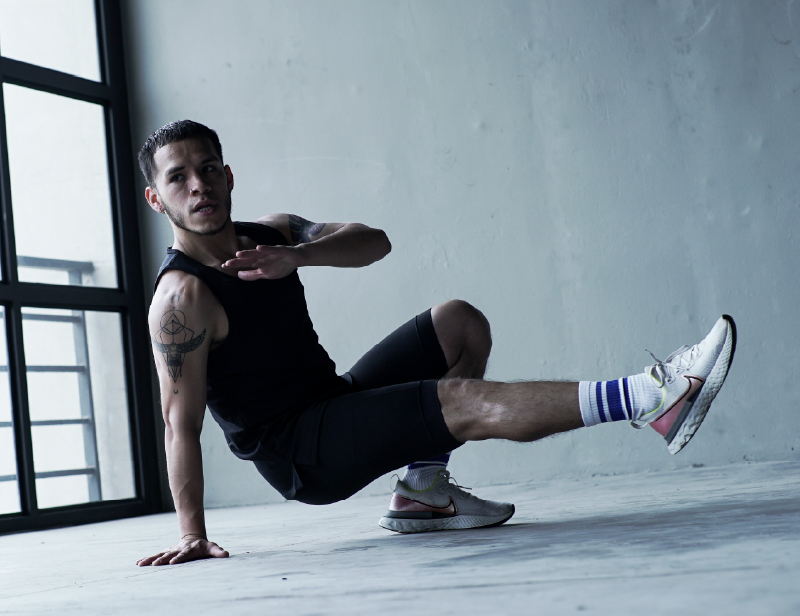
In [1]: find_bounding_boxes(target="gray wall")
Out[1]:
[123,0,800,508]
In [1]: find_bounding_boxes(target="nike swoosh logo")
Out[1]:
[422,497,456,515]
[391,495,457,516]
[650,375,704,438]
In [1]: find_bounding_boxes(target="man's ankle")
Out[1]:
[401,454,451,490]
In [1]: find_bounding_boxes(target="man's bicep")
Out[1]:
[150,298,211,427]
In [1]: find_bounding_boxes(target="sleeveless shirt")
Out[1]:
[154,221,346,472]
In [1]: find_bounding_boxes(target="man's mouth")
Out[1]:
[193,201,216,213]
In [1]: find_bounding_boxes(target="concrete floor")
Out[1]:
[1,461,798,615]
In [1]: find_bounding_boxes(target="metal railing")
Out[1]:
[0,256,101,501]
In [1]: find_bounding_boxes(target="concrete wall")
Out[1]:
[122,0,800,508]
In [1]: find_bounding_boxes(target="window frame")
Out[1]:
[0,0,161,533]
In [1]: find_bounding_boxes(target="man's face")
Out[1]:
[146,138,233,237]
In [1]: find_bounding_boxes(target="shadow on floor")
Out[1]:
[297,494,800,568]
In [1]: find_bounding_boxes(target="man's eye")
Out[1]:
[204,165,216,172]
[170,174,184,182]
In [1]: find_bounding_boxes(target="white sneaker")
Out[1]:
[378,470,515,533]
[633,315,737,454]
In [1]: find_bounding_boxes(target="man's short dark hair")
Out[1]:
[138,120,223,187]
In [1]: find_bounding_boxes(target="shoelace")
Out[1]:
[629,344,701,430]
[645,344,700,386]
[390,469,473,493]
[440,470,472,492]
[438,470,478,502]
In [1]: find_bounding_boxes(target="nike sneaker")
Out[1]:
[378,470,515,533]
[634,314,737,454]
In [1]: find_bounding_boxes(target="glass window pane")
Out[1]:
[24,308,135,508]
[28,373,82,422]
[36,476,89,510]
[0,307,21,514]
[0,0,100,81]
[4,85,118,288]
[32,424,87,472]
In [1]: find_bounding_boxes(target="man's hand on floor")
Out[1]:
[136,535,229,566]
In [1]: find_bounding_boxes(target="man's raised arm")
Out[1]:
[137,272,229,566]
[221,213,391,281]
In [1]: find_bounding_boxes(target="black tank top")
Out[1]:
[154,222,346,466]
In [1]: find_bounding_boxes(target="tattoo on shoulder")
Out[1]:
[288,214,325,244]
[152,308,206,383]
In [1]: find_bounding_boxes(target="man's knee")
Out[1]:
[437,378,496,442]
[432,299,492,358]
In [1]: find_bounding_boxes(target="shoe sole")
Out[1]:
[666,314,737,454]
[378,506,515,534]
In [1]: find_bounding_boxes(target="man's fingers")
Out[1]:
[223,257,264,268]
[137,540,228,566]
[152,552,177,566]
[168,542,227,564]
[235,246,281,257]
[238,266,296,281]
[169,541,199,565]
[150,547,185,566]
[222,245,296,272]
[234,247,265,257]
[168,551,191,565]
[237,269,266,281]
[137,552,166,566]
[224,255,281,269]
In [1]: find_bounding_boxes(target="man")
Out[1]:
[135,120,736,566]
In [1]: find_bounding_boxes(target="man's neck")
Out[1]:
[172,219,241,269]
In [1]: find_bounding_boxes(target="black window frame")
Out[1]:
[0,0,160,533]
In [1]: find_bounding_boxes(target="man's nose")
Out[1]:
[188,173,211,194]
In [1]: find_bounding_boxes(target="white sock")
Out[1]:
[578,373,662,427]
[401,453,450,490]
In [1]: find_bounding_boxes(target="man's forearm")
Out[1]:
[164,425,207,539]
[295,223,391,268]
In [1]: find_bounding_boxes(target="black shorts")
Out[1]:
[253,309,462,504]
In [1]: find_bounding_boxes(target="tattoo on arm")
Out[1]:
[288,215,326,244]
[152,309,206,383]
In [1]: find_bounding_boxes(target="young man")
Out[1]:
[135,120,736,567]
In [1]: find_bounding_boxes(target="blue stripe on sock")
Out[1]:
[408,452,451,470]
[596,382,607,422]
[622,377,633,420]
[606,379,626,422]
[407,461,447,469]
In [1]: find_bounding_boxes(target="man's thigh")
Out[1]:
[345,308,449,390]
[292,380,461,504]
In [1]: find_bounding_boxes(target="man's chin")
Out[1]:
[195,217,230,237]
[163,200,232,237]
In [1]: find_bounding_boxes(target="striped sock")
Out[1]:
[578,373,662,427]
[401,453,451,490]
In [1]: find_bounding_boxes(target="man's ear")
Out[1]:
[145,185,165,214]
[225,165,234,193]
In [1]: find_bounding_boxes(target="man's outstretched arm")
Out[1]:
[221,213,391,280]
[137,273,229,566]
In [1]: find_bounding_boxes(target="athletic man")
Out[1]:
[135,120,736,567]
